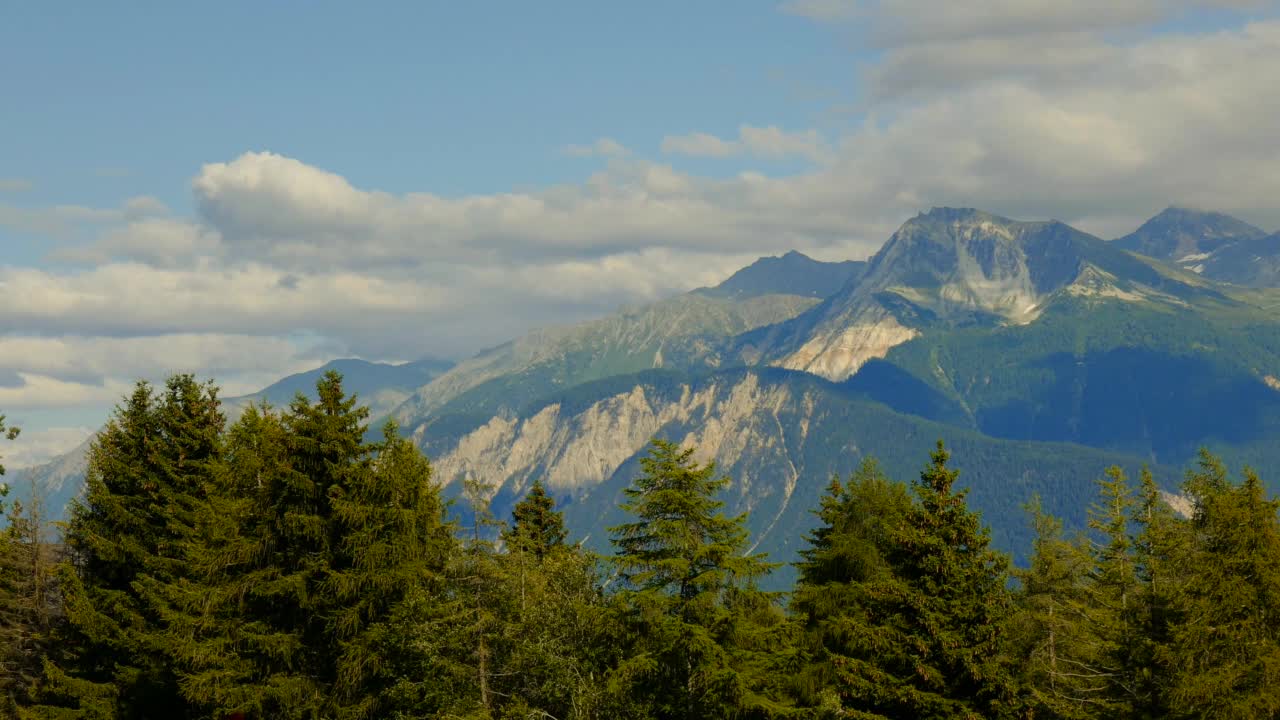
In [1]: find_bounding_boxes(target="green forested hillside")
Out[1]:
[5,373,1280,719]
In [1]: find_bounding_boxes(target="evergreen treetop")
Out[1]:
[503,479,568,560]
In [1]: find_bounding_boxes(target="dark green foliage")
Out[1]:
[326,421,455,719]
[790,459,912,711]
[1167,461,1280,718]
[792,441,1020,719]
[29,376,223,719]
[0,488,60,715]
[15,365,1280,720]
[608,439,787,719]
[502,480,567,560]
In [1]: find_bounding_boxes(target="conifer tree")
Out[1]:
[0,413,17,505]
[168,372,373,718]
[0,485,60,715]
[503,480,567,560]
[30,376,223,719]
[790,458,912,712]
[1168,462,1280,718]
[607,439,786,719]
[806,441,1020,719]
[1007,497,1100,719]
[1126,467,1185,719]
[1077,466,1141,716]
[325,420,456,719]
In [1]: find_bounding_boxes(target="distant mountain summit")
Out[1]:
[227,356,455,421]
[696,250,865,300]
[747,207,1203,382]
[1114,207,1280,286]
[1116,206,1266,262]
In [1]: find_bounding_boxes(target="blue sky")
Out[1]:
[3,3,847,223]
[2,0,1279,466]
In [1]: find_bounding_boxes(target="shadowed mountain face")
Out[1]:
[1114,207,1280,286]
[226,356,455,422]
[1116,206,1266,261]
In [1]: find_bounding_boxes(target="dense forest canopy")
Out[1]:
[2,373,1279,719]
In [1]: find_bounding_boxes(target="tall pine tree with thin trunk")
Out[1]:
[1008,497,1100,719]
[0,484,61,715]
[608,439,786,719]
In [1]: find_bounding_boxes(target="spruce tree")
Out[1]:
[1007,497,1100,719]
[806,441,1020,719]
[30,376,223,719]
[326,420,455,719]
[790,458,912,712]
[607,439,786,719]
[1078,466,1141,717]
[1168,462,1280,718]
[503,480,567,560]
[1126,467,1186,719]
[167,371,373,718]
[0,486,60,714]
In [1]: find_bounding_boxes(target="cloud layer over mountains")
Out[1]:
[1,1,1277,465]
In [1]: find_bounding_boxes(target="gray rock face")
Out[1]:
[743,208,1142,381]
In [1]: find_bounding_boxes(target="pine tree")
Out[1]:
[1168,461,1280,718]
[807,441,1020,719]
[607,439,786,719]
[1126,467,1186,719]
[0,485,61,714]
[0,413,18,507]
[1077,466,1141,717]
[168,371,373,718]
[29,376,223,719]
[1007,497,1100,719]
[790,458,912,713]
[326,420,456,719]
[502,480,567,560]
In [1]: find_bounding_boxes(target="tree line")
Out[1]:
[1,372,1278,719]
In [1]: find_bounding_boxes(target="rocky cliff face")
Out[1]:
[408,367,1156,573]
[746,208,1136,382]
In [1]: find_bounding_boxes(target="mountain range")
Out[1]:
[11,205,1280,582]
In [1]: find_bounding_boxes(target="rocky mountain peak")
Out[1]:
[1117,206,1265,261]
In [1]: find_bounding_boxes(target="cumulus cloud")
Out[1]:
[4,4,1279,434]
[1,426,94,469]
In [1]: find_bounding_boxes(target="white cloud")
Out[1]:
[4,5,1279,434]
[0,334,306,383]
[662,125,828,162]
[661,132,740,157]
[0,373,133,410]
[563,138,630,158]
[1,425,94,470]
